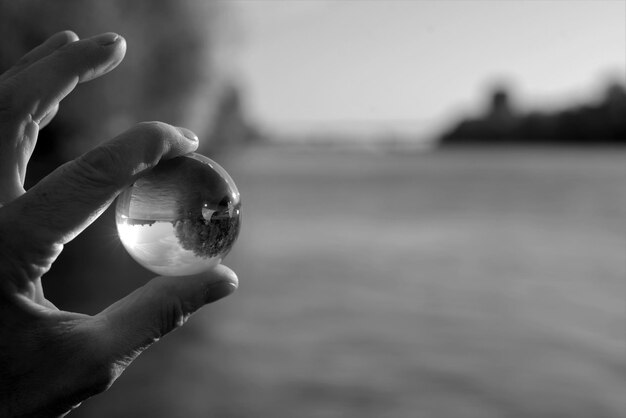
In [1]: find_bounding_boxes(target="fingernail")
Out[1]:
[205,281,237,304]
[93,32,120,46]
[178,127,199,143]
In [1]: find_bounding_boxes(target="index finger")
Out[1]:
[2,122,199,253]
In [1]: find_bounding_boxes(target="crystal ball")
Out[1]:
[115,153,241,276]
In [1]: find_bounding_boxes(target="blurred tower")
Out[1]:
[485,86,518,141]
[207,83,260,152]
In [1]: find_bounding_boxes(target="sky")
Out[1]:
[228,0,625,141]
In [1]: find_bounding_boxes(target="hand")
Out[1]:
[0,31,238,417]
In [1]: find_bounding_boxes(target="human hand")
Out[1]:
[0,31,238,417]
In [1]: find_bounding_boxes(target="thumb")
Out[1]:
[95,264,238,362]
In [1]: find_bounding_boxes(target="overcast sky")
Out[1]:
[229,0,625,140]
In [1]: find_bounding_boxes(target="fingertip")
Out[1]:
[91,32,120,47]
[210,264,239,289]
[42,31,79,50]
[117,35,127,55]
[203,265,238,304]
[177,127,199,143]
[131,121,196,159]
[175,264,238,304]
[107,35,127,71]
[53,30,79,45]
[109,34,126,56]
[89,33,126,61]
[71,33,126,83]
[205,280,238,304]
[96,34,126,76]
[171,126,199,156]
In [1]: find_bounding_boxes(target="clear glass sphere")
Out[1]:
[115,153,241,276]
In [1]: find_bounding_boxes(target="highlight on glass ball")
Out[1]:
[115,153,241,276]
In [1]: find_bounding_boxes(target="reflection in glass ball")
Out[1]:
[115,153,241,276]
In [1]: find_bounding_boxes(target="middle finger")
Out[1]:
[0,30,78,83]
[3,32,126,125]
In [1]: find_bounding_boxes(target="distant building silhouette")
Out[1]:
[439,82,626,146]
[204,84,261,153]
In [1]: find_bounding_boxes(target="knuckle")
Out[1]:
[131,121,179,163]
[79,360,118,397]
[147,279,193,336]
[0,209,61,282]
[136,120,174,138]
[72,145,125,188]
[40,321,119,402]
[159,293,190,336]
[73,329,121,397]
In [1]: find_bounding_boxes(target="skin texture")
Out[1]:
[0,31,238,417]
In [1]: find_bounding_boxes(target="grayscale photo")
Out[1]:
[0,1,624,417]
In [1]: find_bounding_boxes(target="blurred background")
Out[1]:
[1,1,624,417]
